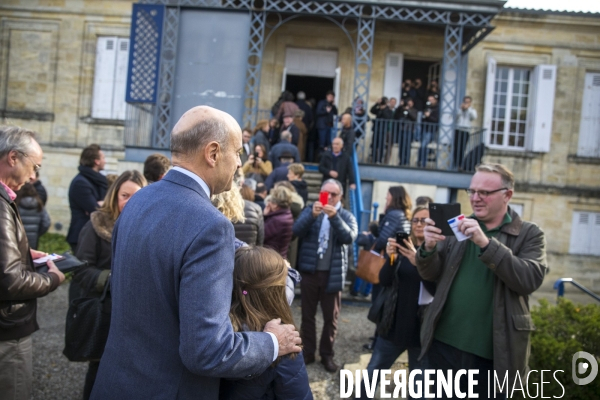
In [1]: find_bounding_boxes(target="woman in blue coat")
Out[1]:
[219,246,313,400]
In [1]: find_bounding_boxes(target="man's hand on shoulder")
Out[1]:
[264,318,302,356]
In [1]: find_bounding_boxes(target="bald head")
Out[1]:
[171,106,239,159]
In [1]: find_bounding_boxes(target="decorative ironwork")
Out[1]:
[459,12,494,27]
[371,6,450,23]
[152,6,179,148]
[353,16,375,161]
[126,4,164,103]
[144,0,251,9]
[438,24,463,169]
[264,0,362,18]
[462,26,493,54]
[243,10,267,128]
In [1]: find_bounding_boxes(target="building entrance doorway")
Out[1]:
[284,75,334,105]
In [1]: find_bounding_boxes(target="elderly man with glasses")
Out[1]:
[416,163,547,399]
[293,179,358,373]
[0,126,65,399]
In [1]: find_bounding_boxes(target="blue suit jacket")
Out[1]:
[91,170,274,400]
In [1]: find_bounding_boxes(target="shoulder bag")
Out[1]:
[355,246,386,284]
[63,275,111,362]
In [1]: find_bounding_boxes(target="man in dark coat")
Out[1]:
[292,179,358,372]
[66,144,108,252]
[318,138,356,194]
[254,183,267,210]
[264,152,295,190]
[418,94,440,167]
[295,91,313,130]
[315,90,338,152]
[91,106,301,400]
[269,131,300,169]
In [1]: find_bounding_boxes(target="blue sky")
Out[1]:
[504,0,600,13]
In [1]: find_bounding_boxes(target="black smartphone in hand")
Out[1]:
[429,203,461,236]
[396,231,410,248]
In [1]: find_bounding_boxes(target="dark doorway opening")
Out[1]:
[403,59,439,88]
[285,74,334,106]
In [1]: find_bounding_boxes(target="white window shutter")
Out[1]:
[594,214,600,256]
[112,38,130,120]
[569,212,590,255]
[334,67,341,102]
[577,73,600,157]
[383,53,403,102]
[92,37,117,119]
[527,65,556,152]
[482,57,496,145]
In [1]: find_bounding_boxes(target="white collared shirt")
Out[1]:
[172,166,211,198]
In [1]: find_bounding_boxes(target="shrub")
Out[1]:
[520,298,600,399]
[38,232,71,254]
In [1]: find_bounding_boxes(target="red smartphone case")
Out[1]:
[319,191,329,204]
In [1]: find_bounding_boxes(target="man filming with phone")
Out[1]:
[416,163,547,398]
[293,179,357,373]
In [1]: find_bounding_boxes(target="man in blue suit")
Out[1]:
[91,106,301,399]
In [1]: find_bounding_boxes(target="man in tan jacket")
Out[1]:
[417,163,547,398]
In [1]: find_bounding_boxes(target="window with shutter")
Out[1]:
[483,61,556,152]
[91,36,130,120]
[569,211,600,256]
[577,73,600,157]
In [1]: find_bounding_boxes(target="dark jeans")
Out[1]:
[300,271,341,358]
[318,128,332,149]
[358,338,424,399]
[427,340,506,400]
[453,129,470,169]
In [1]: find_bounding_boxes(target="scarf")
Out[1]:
[78,165,108,200]
[317,201,342,258]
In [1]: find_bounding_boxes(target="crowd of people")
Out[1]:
[1,100,546,399]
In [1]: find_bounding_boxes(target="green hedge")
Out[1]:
[520,298,600,399]
[38,232,71,254]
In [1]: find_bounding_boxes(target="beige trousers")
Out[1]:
[0,335,32,400]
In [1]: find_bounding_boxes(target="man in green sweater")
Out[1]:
[416,163,547,398]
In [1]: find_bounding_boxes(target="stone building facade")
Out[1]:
[0,1,598,291]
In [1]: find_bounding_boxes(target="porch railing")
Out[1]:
[361,118,485,172]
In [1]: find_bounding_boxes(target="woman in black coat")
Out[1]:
[358,206,434,399]
[72,171,147,400]
[15,183,50,249]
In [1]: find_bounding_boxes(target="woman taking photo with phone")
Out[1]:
[242,144,273,183]
[357,205,434,399]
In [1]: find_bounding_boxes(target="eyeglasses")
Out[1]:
[326,191,341,198]
[411,218,427,225]
[465,188,508,199]
[17,151,41,173]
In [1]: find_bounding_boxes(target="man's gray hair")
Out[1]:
[297,91,306,100]
[170,117,229,158]
[281,130,292,142]
[322,178,344,195]
[475,163,514,190]
[0,126,36,159]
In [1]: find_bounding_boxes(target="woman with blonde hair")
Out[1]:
[263,186,294,259]
[72,170,147,399]
[220,246,312,400]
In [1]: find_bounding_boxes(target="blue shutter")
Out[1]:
[126,3,164,103]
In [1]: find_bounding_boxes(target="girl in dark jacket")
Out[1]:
[15,183,50,249]
[72,170,146,400]
[263,186,294,259]
[220,246,313,400]
[358,206,434,399]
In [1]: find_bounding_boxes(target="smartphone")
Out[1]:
[428,203,461,236]
[396,232,410,248]
[253,152,259,159]
[319,191,329,205]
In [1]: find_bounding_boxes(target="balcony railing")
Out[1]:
[357,118,486,172]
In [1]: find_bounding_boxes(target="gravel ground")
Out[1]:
[32,282,383,400]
